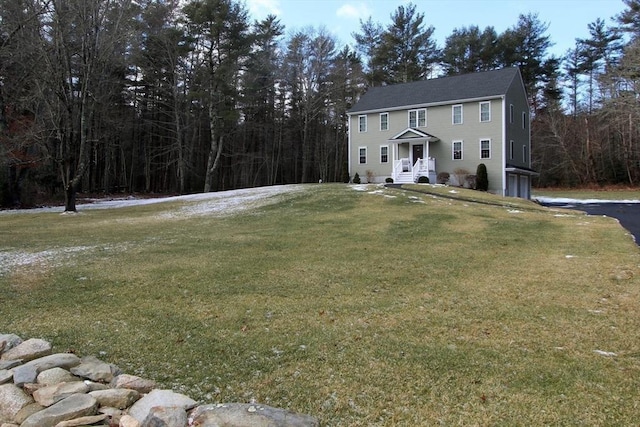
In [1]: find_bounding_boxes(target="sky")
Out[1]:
[245,0,627,58]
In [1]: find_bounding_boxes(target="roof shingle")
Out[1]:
[348,67,521,114]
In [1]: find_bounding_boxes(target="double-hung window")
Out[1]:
[358,115,367,132]
[480,101,491,122]
[480,139,491,159]
[408,109,426,128]
[452,104,463,124]
[452,141,463,160]
[380,145,389,163]
[358,147,367,164]
[380,112,389,131]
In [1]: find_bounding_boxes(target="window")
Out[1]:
[522,112,527,129]
[380,145,389,163]
[358,115,367,132]
[408,109,426,127]
[523,145,528,163]
[480,101,491,122]
[452,104,463,124]
[480,139,491,159]
[509,104,514,123]
[380,112,389,131]
[452,140,463,160]
[509,140,514,160]
[358,147,367,164]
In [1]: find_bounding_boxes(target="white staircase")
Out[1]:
[395,172,414,183]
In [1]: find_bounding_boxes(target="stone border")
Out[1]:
[0,334,318,427]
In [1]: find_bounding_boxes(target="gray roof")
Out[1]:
[348,67,521,114]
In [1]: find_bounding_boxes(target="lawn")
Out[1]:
[533,186,640,201]
[1,184,639,426]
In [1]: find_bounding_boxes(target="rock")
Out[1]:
[14,402,44,424]
[89,388,140,409]
[119,414,141,427]
[98,406,123,425]
[0,384,33,424]
[141,406,188,427]
[53,413,107,426]
[111,374,156,394]
[37,367,82,386]
[0,335,22,354]
[70,356,119,383]
[189,403,320,427]
[128,389,197,424]
[0,371,11,386]
[0,339,51,363]
[33,382,90,407]
[0,361,21,371]
[20,393,98,427]
[12,353,81,386]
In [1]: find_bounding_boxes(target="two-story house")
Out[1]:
[347,67,537,198]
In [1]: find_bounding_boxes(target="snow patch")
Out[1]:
[594,350,617,357]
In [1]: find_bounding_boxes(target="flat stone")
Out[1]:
[37,367,82,386]
[141,406,188,427]
[14,402,44,424]
[0,361,21,371]
[70,356,119,383]
[189,403,319,427]
[52,413,107,426]
[0,339,51,362]
[0,384,34,424]
[0,335,22,354]
[33,382,89,407]
[128,389,197,423]
[0,370,12,385]
[111,374,156,394]
[20,393,98,427]
[89,388,140,409]
[12,353,81,386]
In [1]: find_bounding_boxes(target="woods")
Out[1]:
[1,0,639,210]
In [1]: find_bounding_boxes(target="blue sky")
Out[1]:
[245,0,626,58]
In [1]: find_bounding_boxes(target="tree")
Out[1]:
[374,3,439,84]
[441,26,499,75]
[476,163,488,191]
[183,0,252,192]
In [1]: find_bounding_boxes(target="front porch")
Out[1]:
[392,157,436,183]
[389,128,439,184]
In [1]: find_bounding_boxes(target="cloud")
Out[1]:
[336,2,371,20]
[246,0,281,18]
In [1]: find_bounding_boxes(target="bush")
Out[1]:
[476,163,489,191]
[385,177,394,183]
[417,176,429,183]
[365,170,375,183]
[436,172,450,184]
[453,168,470,187]
[465,174,477,189]
[353,172,361,184]
[341,163,350,183]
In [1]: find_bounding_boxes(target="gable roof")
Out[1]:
[348,67,521,114]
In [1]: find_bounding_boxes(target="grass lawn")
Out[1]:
[1,184,639,425]
[533,186,640,200]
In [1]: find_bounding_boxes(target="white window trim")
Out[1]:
[408,108,426,128]
[480,138,491,159]
[509,104,514,123]
[358,146,367,164]
[522,111,527,129]
[452,140,463,160]
[380,145,389,164]
[523,145,528,164]
[358,115,367,133]
[452,104,463,125]
[380,112,389,131]
[479,101,491,122]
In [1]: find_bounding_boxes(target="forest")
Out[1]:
[0,0,639,210]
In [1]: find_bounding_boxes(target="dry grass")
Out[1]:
[1,184,640,425]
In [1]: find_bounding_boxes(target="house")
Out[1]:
[347,67,537,198]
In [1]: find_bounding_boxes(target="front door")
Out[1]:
[412,144,424,165]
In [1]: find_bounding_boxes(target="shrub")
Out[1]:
[385,177,394,183]
[341,163,350,183]
[417,176,429,183]
[476,163,489,191]
[365,169,375,183]
[353,172,361,184]
[453,168,470,187]
[436,172,450,184]
[465,174,477,189]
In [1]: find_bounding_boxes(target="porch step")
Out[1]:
[395,172,413,183]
